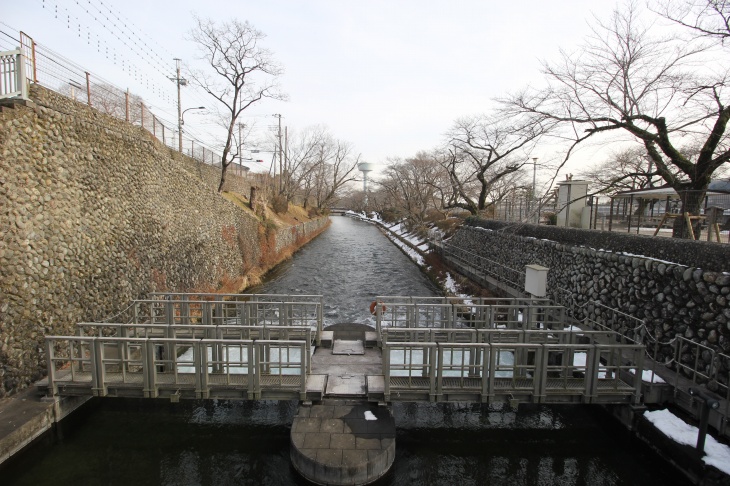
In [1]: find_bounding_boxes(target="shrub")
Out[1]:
[272,195,289,214]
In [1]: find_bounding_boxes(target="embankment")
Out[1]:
[0,85,328,397]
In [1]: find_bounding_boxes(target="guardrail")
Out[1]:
[76,323,313,374]
[45,335,309,400]
[127,298,323,345]
[382,340,643,404]
[373,297,574,344]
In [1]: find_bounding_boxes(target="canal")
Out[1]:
[3,216,685,485]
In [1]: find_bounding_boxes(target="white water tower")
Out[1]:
[358,162,375,206]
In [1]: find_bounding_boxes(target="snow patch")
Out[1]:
[630,368,666,384]
[644,409,730,475]
[364,411,377,421]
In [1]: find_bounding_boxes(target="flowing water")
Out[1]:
[3,217,685,485]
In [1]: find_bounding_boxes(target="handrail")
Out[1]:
[382,340,644,404]
[44,335,309,400]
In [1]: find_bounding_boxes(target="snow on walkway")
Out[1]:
[644,409,730,475]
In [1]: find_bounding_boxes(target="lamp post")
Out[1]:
[180,106,205,153]
[531,157,538,223]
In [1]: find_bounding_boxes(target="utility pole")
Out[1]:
[273,114,282,193]
[169,58,188,153]
[284,126,288,194]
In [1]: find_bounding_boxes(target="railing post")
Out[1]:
[254,342,262,399]
[430,344,439,402]
[45,338,58,397]
[300,341,307,400]
[18,49,29,100]
[92,338,104,397]
[247,341,255,399]
[689,388,721,454]
[383,342,391,401]
[144,339,157,398]
[586,346,600,403]
[195,341,208,399]
[85,71,91,107]
[317,296,323,347]
[125,88,130,122]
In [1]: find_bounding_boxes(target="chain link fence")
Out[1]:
[0,27,223,167]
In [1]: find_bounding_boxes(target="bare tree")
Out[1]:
[310,137,361,210]
[279,126,329,204]
[189,17,285,192]
[442,113,549,215]
[271,126,360,210]
[580,147,660,194]
[378,153,449,226]
[653,0,730,41]
[505,1,730,237]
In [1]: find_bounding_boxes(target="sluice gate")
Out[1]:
[39,293,646,406]
[36,292,716,486]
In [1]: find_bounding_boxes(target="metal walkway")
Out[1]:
[38,294,646,406]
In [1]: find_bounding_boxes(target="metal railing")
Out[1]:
[381,340,644,404]
[441,243,526,290]
[45,335,309,400]
[76,323,313,373]
[128,298,323,343]
[373,297,573,344]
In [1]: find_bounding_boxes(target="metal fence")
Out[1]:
[0,28,225,168]
[488,186,729,243]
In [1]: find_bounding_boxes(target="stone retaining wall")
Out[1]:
[448,219,730,379]
[0,86,328,396]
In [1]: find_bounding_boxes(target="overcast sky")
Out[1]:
[4,0,622,179]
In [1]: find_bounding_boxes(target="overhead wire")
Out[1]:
[34,0,175,106]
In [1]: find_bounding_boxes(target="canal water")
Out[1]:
[4,217,685,485]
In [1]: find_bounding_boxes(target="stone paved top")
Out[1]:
[290,402,395,470]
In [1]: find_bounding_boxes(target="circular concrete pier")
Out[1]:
[290,401,395,485]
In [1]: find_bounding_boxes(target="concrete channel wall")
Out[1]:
[0,85,329,397]
[447,219,730,380]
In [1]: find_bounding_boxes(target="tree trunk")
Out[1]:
[672,190,705,239]
[218,166,227,192]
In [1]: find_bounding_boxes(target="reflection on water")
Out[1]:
[4,399,684,486]
[3,217,685,485]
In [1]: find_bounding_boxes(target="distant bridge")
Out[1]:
[39,294,647,406]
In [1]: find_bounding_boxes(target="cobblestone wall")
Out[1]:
[0,86,328,396]
[448,220,730,380]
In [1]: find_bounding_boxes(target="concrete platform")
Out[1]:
[0,387,91,466]
[290,401,395,486]
[332,340,364,355]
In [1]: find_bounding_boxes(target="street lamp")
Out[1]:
[181,106,205,125]
[179,106,205,152]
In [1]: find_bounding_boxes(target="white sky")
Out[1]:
[3,0,623,180]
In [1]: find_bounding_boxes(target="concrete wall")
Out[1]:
[448,219,730,376]
[0,86,328,397]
